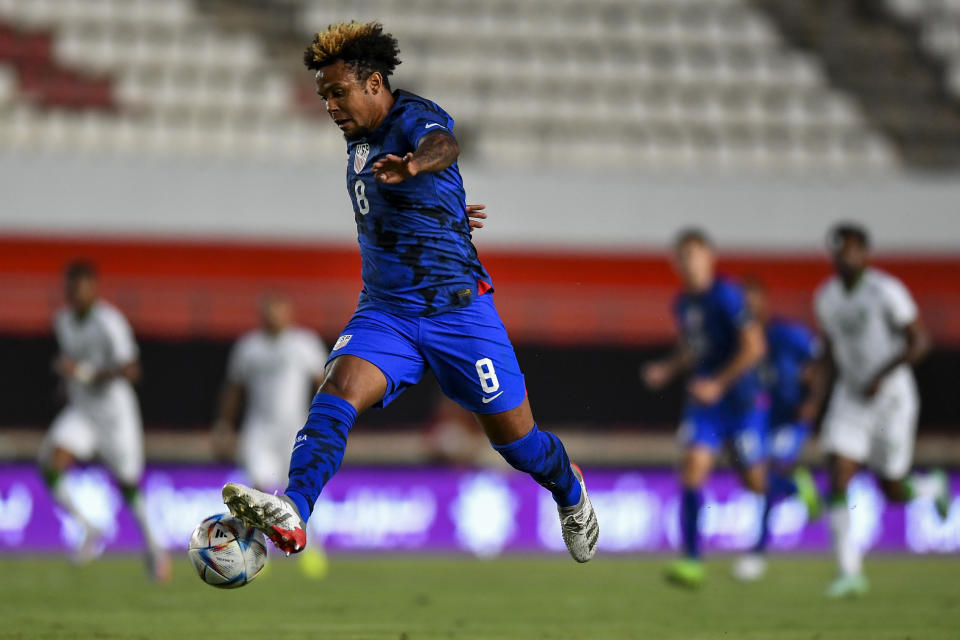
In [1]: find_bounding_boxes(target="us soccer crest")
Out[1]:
[353,143,370,173]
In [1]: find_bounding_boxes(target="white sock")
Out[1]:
[128,490,162,556]
[829,499,861,577]
[51,478,94,532]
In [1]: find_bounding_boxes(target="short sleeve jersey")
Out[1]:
[53,301,139,408]
[227,327,328,427]
[345,90,492,317]
[674,277,762,410]
[762,318,819,425]
[814,267,918,390]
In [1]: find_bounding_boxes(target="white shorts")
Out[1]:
[40,397,144,485]
[820,373,919,480]
[238,421,300,491]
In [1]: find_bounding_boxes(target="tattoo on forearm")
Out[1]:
[413,131,459,172]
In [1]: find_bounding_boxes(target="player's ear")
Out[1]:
[367,71,383,95]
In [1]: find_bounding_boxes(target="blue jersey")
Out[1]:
[674,277,762,411]
[345,90,491,317]
[761,318,819,426]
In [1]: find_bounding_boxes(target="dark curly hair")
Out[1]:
[303,21,401,90]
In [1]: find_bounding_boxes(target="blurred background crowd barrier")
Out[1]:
[2,0,960,469]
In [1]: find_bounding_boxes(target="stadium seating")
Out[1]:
[0,0,902,170]
[887,0,960,96]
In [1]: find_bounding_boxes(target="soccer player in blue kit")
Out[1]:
[642,229,767,588]
[221,21,599,563]
[732,279,822,581]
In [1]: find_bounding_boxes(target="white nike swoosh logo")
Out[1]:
[292,443,307,453]
[481,391,504,404]
[425,123,445,129]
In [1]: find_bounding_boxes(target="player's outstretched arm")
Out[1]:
[642,339,693,391]
[372,130,460,184]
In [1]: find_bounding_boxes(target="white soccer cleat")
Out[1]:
[558,463,599,563]
[825,573,870,598]
[222,483,307,554]
[73,524,105,565]
[732,553,767,582]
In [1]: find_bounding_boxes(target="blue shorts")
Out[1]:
[679,402,769,468]
[327,293,526,414]
[768,421,811,465]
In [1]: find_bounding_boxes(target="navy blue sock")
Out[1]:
[681,487,702,559]
[769,471,798,501]
[492,424,582,507]
[753,471,799,553]
[754,493,774,553]
[284,393,357,522]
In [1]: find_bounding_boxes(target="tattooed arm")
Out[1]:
[372,131,460,184]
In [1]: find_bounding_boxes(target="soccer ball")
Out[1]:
[188,513,267,588]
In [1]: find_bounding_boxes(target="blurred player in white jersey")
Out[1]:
[814,224,950,598]
[39,260,169,581]
[213,294,328,575]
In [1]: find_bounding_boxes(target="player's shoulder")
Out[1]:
[770,316,814,344]
[235,329,266,350]
[863,267,909,294]
[53,306,71,324]
[711,276,746,308]
[713,276,743,296]
[288,326,320,343]
[91,300,131,328]
[393,90,453,129]
[394,90,444,115]
[814,275,841,305]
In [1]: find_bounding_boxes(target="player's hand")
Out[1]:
[372,153,418,184]
[54,357,96,383]
[861,373,884,399]
[642,361,673,390]
[796,400,819,424]
[54,356,77,378]
[467,204,487,230]
[689,376,725,405]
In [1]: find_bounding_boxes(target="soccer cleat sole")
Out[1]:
[222,483,306,554]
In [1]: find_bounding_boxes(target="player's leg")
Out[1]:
[100,399,170,582]
[38,407,102,560]
[871,388,950,519]
[283,355,388,519]
[665,443,714,588]
[728,411,771,581]
[473,399,597,562]
[224,355,387,552]
[224,311,425,553]
[270,426,329,579]
[749,423,818,563]
[476,399,581,507]
[418,294,596,562]
[824,453,869,597]
[820,387,872,597]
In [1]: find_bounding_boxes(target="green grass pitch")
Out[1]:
[1,554,958,639]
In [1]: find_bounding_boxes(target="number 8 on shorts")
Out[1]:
[475,358,500,393]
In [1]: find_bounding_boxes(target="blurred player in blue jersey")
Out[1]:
[731,278,822,582]
[221,21,598,563]
[642,229,767,588]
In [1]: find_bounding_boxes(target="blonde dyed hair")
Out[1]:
[303,21,401,84]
